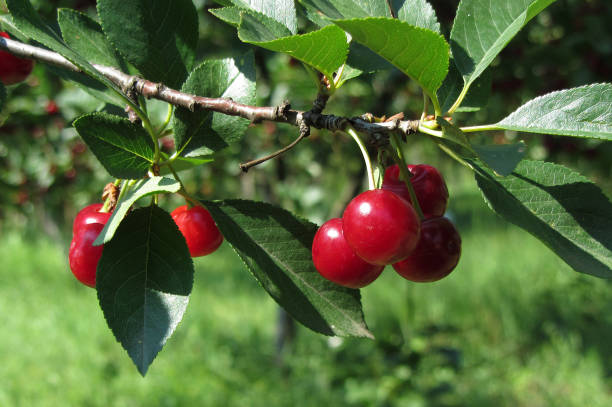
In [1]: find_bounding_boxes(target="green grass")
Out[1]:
[0,191,611,406]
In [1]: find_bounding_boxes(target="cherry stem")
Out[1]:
[346,126,375,190]
[167,164,196,208]
[388,134,425,221]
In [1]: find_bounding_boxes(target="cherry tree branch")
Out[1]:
[0,36,421,138]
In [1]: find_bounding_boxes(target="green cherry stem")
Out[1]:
[459,124,502,133]
[157,104,174,136]
[346,126,375,190]
[387,135,425,221]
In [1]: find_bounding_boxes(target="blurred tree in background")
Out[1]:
[0,1,611,406]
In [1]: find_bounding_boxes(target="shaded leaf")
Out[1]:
[97,205,194,376]
[241,23,348,79]
[497,83,612,141]
[435,117,477,160]
[205,199,373,338]
[98,0,198,89]
[473,160,612,279]
[472,141,526,176]
[334,18,449,103]
[94,177,181,245]
[57,8,125,69]
[450,0,556,90]
[438,59,492,114]
[6,0,133,107]
[73,113,155,179]
[173,53,256,157]
[436,118,524,176]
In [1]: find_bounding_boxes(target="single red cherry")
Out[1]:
[393,217,461,282]
[45,100,59,115]
[171,205,223,257]
[0,32,34,85]
[69,222,105,288]
[382,164,449,219]
[312,218,384,288]
[342,189,420,265]
[72,203,111,235]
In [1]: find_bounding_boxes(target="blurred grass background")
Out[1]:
[1,172,611,406]
[1,0,612,405]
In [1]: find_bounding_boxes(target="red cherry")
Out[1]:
[382,164,449,219]
[392,217,461,282]
[72,203,111,235]
[312,218,384,288]
[45,100,59,115]
[171,205,223,257]
[0,32,34,85]
[342,189,420,265]
[69,221,106,288]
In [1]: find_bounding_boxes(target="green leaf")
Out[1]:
[94,177,181,246]
[173,53,256,157]
[241,24,348,79]
[209,6,242,27]
[438,60,492,114]
[299,0,391,22]
[334,18,449,104]
[97,205,194,376]
[472,142,526,176]
[235,9,292,42]
[450,0,556,90]
[73,113,155,179]
[497,84,612,141]
[205,199,373,338]
[98,0,198,89]
[394,0,440,33]
[299,1,439,82]
[6,0,133,108]
[299,0,439,31]
[473,160,612,279]
[223,0,297,34]
[57,9,125,69]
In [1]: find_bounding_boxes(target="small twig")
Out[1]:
[240,115,311,172]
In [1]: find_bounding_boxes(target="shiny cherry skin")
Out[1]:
[312,218,384,288]
[382,164,449,219]
[72,203,111,235]
[342,189,421,265]
[171,205,223,257]
[0,32,34,85]
[393,217,461,282]
[69,222,105,288]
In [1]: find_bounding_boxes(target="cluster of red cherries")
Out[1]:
[312,164,461,288]
[68,204,223,287]
[0,32,34,85]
